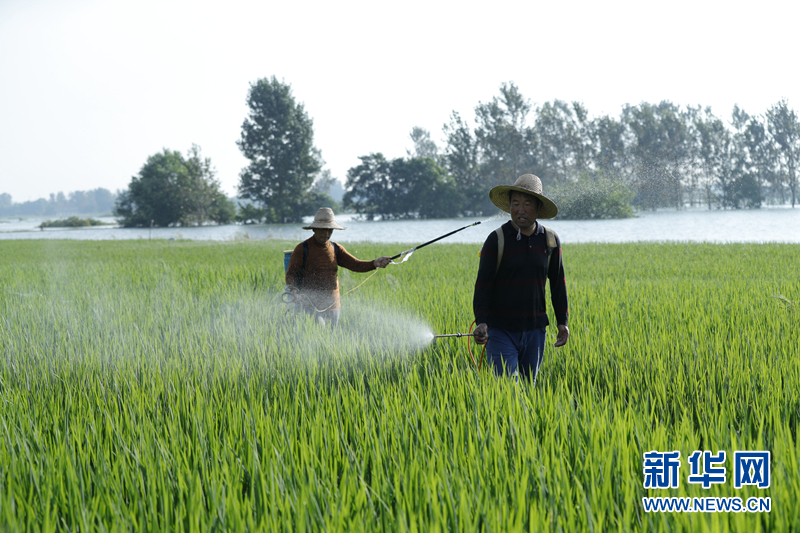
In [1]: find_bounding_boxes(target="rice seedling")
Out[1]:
[0,239,798,531]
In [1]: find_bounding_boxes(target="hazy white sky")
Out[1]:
[0,0,796,202]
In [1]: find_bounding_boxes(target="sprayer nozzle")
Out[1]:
[432,332,477,338]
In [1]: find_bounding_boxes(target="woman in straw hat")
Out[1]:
[472,174,570,385]
[285,207,391,326]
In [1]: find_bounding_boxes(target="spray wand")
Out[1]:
[390,221,481,263]
[431,321,487,370]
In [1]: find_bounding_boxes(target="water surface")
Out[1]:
[1,207,799,244]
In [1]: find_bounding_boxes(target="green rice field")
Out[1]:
[1,239,798,532]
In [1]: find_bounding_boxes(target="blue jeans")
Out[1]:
[487,327,547,385]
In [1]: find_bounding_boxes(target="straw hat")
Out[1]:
[489,174,558,219]
[302,207,346,230]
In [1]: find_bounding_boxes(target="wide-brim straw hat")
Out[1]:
[302,207,346,230]
[489,174,558,219]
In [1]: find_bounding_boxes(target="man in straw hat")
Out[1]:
[473,174,569,385]
[285,207,391,326]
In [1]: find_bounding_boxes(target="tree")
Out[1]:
[534,100,594,184]
[623,101,692,209]
[0,193,11,213]
[692,108,731,208]
[114,145,234,227]
[344,154,459,219]
[237,77,323,222]
[551,171,634,220]
[407,126,439,160]
[592,114,631,179]
[343,154,392,220]
[442,111,480,214]
[474,83,536,194]
[767,99,800,207]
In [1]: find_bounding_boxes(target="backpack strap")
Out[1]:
[543,225,557,273]
[494,227,504,276]
[295,240,340,288]
[295,241,310,288]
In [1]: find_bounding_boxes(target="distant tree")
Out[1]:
[114,145,235,227]
[692,108,730,208]
[442,111,480,214]
[92,188,116,214]
[534,100,593,184]
[390,157,459,219]
[741,115,777,205]
[0,193,11,213]
[237,77,323,223]
[304,169,340,212]
[592,114,631,179]
[236,203,268,224]
[474,83,536,193]
[407,126,439,161]
[767,99,800,207]
[623,101,692,209]
[551,171,634,220]
[343,154,392,220]
[344,154,458,219]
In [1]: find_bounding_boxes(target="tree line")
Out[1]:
[403,84,798,216]
[111,78,799,227]
[0,189,117,217]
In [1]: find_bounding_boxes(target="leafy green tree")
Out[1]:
[692,108,731,208]
[236,203,267,224]
[551,171,634,220]
[407,127,439,160]
[767,99,800,207]
[343,154,392,220]
[237,77,323,222]
[442,111,479,214]
[391,157,459,219]
[344,154,458,219]
[741,115,777,205]
[623,101,692,209]
[592,114,631,179]
[534,100,594,184]
[114,146,234,227]
[474,83,536,193]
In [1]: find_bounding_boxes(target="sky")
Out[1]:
[0,0,797,202]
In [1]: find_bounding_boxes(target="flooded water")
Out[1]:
[1,207,799,244]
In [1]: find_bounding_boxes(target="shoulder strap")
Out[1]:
[494,227,504,276]
[543,225,557,273]
[332,242,340,264]
[295,241,309,288]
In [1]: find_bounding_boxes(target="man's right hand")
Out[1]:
[473,323,488,345]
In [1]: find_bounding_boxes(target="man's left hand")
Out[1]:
[373,257,391,268]
[554,324,569,347]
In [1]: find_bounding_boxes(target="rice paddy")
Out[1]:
[1,239,798,532]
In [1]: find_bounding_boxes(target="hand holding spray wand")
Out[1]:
[431,322,487,371]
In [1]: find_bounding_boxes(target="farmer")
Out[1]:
[473,174,569,385]
[285,207,391,326]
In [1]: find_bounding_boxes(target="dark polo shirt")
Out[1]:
[473,221,569,331]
